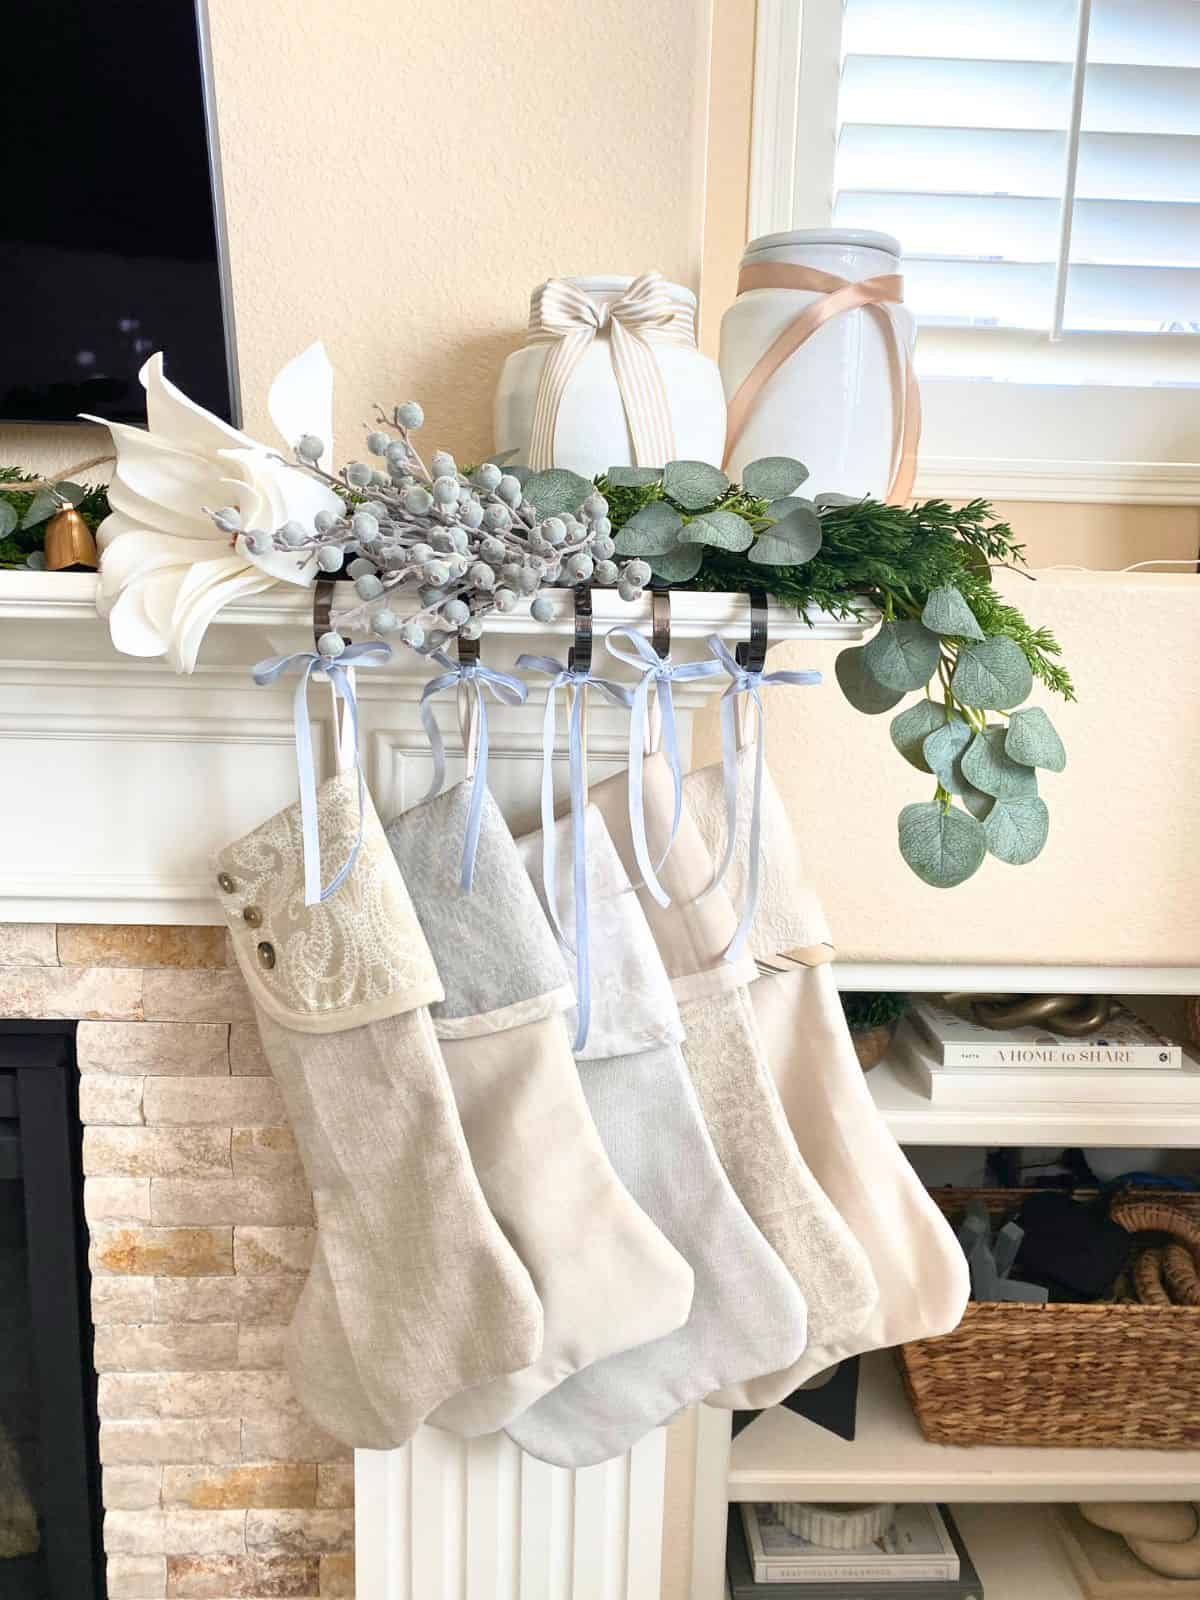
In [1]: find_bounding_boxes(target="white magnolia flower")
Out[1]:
[85,344,342,672]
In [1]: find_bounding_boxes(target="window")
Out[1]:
[750,0,1200,500]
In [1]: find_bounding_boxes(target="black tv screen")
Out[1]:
[0,0,238,425]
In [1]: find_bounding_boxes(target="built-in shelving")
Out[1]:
[867,1053,1200,1148]
[727,1351,1200,1504]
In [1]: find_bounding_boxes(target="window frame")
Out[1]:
[748,0,1200,504]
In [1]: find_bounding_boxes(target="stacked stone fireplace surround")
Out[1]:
[1,921,353,1600]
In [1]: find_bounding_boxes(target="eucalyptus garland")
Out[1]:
[0,468,110,569]
[199,411,1071,888]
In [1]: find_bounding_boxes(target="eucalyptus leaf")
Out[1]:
[55,481,88,507]
[961,727,1039,799]
[835,646,905,715]
[959,782,995,821]
[890,700,947,772]
[21,490,59,530]
[613,501,684,557]
[898,801,987,888]
[923,714,973,792]
[605,466,663,487]
[815,491,865,508]
[662,459,729,511]
[748,503,823,566]
[1005,706,1066,772]
[864,619,942,692]
[505,464,531,487]
[921,584,985,641]
[984,796,1050,865]
[764,496,816,521]
[489,448,521,466]
[521,467,593,516]
[742,456,809,499]
[678,509,754,551]
[650,544,704,583]
[0,503,17,538]
[951,636,1034,710]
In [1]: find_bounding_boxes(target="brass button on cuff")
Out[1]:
[217,872,236,894]
[256,941,276,970]
[242,906,263,928]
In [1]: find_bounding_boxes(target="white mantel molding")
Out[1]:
[0,573,872,925]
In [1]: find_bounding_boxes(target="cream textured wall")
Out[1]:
[3,0,713,478]
[695,571,1200,966]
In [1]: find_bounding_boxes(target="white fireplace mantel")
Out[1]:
[0,572,871,927]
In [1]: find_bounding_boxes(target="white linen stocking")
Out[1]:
[506,808,808,1468]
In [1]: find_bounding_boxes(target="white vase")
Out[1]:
[494,275,727,477]
[718,230,916,500]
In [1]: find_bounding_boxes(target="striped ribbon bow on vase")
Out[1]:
[525,272,699,470]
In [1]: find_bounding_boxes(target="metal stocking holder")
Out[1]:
[568,585,593,674]
[736,587,769,672]
[650,586,671,659]
[312,576,343,650]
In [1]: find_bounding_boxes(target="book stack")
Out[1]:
[727,1504,983,1600]
[894,999,1199,1107]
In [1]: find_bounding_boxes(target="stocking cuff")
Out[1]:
[215,772,443,1033]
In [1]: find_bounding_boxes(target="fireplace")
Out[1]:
[0,1022,104,1600]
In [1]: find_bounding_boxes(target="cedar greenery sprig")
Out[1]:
[599,465,1072,888]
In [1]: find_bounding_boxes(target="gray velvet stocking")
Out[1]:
[386,782,694,1438]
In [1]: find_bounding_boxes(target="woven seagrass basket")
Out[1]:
[897,1188,1200,1449]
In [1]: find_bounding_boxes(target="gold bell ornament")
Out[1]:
[43,505,99,571]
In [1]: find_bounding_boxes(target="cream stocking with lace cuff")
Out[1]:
[214,771,543,1448]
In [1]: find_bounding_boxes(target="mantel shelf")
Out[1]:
[0,571,875,643]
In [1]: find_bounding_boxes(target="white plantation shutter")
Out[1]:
[827,0,1200,361]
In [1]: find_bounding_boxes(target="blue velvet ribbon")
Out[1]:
[703,633,821,961]
[419,651,528,890]
[517,654,633,1052]
[252,642,393,907]
[603,626,723,908]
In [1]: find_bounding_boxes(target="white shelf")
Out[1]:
[868,1054,1200,1148]
[727,1351,1200,1503]
[836,962,1200,996]
[948,1505,1082,1600]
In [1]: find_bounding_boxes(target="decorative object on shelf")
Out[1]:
[909,996,1183,1069]
[86,345,341,671]
[494,272,726,476]
[840,992,911,1071]
[955,1199,1047,1304]
[719,230,917,501]
[1058,1505,1200,1600]
[0,462,110,570]
[771,1501,897,1551]
[726,1503,983,1600]
[1113,1198,1200,1307]
[957,992,1114,1036]
[899,1187,1200,1450]
[1073,1503,1200,1587]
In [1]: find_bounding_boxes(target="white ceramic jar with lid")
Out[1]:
[494,273,727,478]
[719,230,917,501]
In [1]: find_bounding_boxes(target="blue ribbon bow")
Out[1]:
[252,642,393,907]
[704,633,821,961]
[604,626,724,908]
[419,651,528,890]
[517,654,633,1053]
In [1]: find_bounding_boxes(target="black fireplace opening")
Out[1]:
[0,1022,104,1600]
